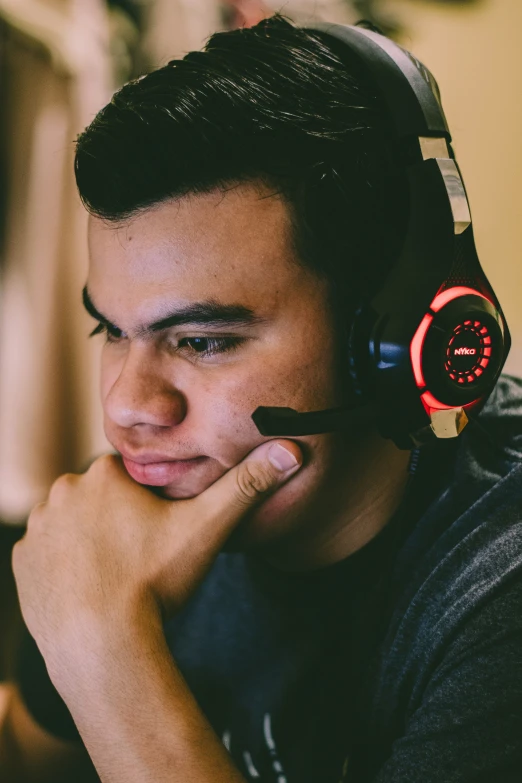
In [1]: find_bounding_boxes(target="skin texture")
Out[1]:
[89,182,411,571]
[12,441,302,783]
[9,181,412,782]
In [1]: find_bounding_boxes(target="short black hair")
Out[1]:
[75,14,408,323]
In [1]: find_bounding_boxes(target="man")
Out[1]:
[1,14,522,783]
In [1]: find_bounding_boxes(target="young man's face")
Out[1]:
[86,183,380,556]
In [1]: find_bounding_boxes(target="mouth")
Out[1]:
[121,455,210,486]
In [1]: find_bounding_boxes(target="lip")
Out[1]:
[119,450,203,465]
[122,455,209,486]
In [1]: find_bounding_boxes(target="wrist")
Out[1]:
[54,613,247,783]
[46,592,163,703]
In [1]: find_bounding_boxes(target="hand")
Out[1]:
[12,440,302,688]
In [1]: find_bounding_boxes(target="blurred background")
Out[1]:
[0,0,520,677]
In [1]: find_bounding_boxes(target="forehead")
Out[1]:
[87,184,305,313]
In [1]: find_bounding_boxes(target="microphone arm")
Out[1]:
[251,403,363,436]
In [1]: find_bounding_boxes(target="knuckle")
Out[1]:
[48,473,75,503]
[90,453,115,473]
[86,453,120,484]
[26,501,46,532]
[11,539,23,569]
[12,537,30,580]
[235,462,274,502]
[28,501,45,521]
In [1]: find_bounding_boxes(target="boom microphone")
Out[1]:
[251,403,364,436]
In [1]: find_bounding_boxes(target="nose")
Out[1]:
[104,345,187,429]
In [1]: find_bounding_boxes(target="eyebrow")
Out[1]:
[82,286,266,337]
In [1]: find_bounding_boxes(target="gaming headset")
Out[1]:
[251,23,511,450]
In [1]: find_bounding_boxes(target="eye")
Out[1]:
[177,336,245,358]
[88,325,245,358]
[88,323,125,343]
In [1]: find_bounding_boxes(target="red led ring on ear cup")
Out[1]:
[410,286,504,411]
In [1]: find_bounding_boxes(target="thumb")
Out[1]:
[193,440,303,536]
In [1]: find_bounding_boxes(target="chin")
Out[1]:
[152,485,205,500]
[147,473,221,500]
[226,487,304,553]
[144,483,277,550]
[153,466,312,554]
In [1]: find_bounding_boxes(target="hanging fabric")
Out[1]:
[0,0,112,524]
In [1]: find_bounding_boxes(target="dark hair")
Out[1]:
[74,14,408,323]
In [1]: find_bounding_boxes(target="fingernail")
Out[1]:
[268,443,299,473]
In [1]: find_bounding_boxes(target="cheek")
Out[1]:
[196,357,339,475]
[193,324,342,460]
[191,368,272,464]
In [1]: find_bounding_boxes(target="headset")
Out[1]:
[251,22,511,449]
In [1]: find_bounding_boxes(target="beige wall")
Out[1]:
[386,0,522,376]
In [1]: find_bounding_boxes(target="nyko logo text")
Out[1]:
[454,347,477,356]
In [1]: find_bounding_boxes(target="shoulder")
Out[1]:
[399,374,522,573]
[381,375,522,677]
[478,374,522,441]
[462,373,522,476]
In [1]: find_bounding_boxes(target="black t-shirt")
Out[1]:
[15,376,522,782]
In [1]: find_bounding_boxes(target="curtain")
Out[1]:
[0,0,112,524]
